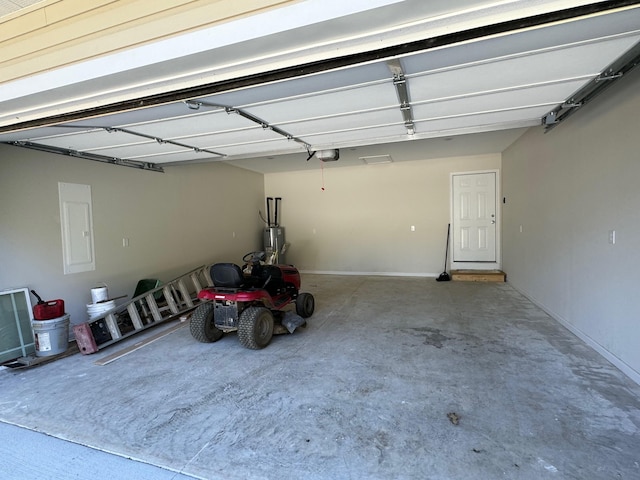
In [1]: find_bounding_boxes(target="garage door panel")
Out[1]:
[213,138,308,157]
[407,36,640,103]
[84,141,188,158]
[244,83,398,124]
[411,79,587,120]
[129,138,306,162]
[413,105,552,133]
[199,62,392,109]
[401,9,640,76]
[136,150,222,164]
[127,110,253,138]
[284,109,402,136]
[301,124,407,147]
[181,127,283,148]
[81,103,200,130]
[21,129,139,150]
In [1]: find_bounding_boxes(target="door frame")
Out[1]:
[450,169,501,271]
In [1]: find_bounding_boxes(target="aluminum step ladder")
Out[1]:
[74,265,212,354]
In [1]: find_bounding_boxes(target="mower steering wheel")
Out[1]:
[243,251,264,264]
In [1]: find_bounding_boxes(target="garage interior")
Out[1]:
[1,1,640,479]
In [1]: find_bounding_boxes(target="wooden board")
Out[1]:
[1,343,79,370]
[451,270,506,282]
[94,320,188,366]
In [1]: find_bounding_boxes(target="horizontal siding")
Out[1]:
[0,0,114,43]
[0,0,294,82]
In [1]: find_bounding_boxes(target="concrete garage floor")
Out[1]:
[1,275,639,480]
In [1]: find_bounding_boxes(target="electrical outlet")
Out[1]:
[609,230,616,244]
[410,225,416,232]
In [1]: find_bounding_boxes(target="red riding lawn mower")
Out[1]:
[190,251,315,349]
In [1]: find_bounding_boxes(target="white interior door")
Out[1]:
[452,172,497,263]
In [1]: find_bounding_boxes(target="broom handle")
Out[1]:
[443,223,450,271]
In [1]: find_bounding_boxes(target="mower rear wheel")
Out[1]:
[190,303,223,343]
[296,292,315,318]
[238,307,274,349]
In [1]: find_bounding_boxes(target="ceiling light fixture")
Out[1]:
[360,155,392,165]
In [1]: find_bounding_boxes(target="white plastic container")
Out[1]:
[90,285,108,303]
[86,300,115,320]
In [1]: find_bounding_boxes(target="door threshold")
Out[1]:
[451,270,506,282]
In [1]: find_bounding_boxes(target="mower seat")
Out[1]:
[211,263,245,289]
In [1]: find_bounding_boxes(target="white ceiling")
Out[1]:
[1,1,639,173]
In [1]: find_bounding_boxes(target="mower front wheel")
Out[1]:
[190,303,224,343]
[296,292,315,318]
[238,307,274,349]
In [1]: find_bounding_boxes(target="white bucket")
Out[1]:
[86,300,115,320]
[90,284,108,303]
[32,314,70,357]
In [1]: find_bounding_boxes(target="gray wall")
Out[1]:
[0,146,264,328]
[502,66,640,383]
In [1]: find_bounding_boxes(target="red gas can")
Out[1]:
[31,290,65,320]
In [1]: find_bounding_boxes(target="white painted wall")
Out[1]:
[502,66,640,382]
[265,152,500,275]
[0,146,264,329]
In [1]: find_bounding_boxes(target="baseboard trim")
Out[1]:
[300,270,436,278]
[508,283,640,386]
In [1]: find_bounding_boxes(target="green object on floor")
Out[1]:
[133,279,162,299]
